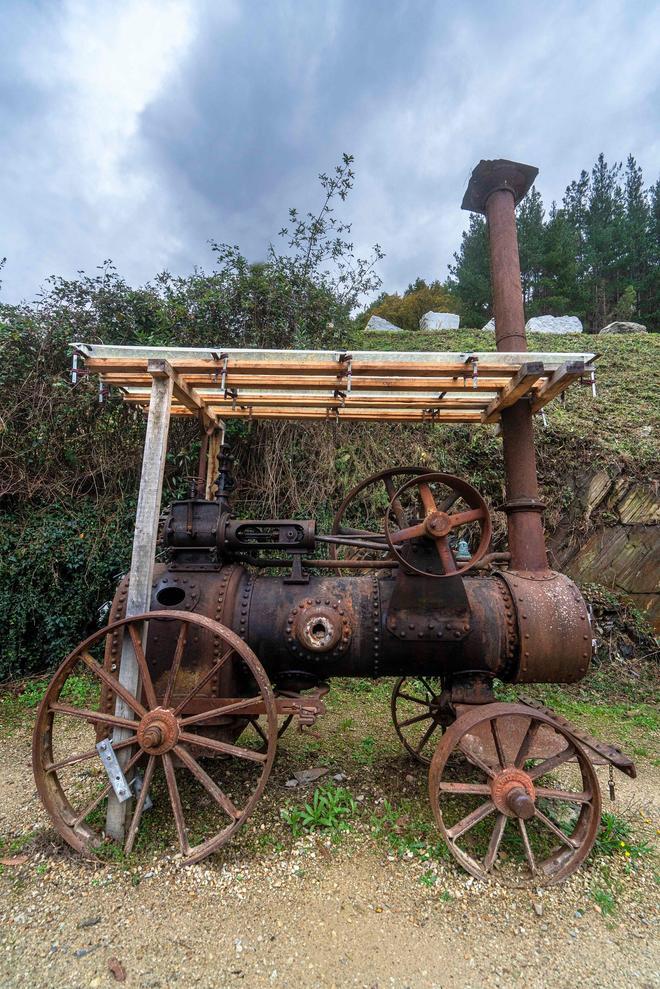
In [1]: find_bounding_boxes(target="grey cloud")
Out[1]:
[1,0,658,304]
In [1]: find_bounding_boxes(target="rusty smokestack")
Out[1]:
[462,159,548,571]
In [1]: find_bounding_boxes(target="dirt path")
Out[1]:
[1,711,659,989]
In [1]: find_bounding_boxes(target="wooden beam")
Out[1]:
[85,356,524,377]
[531,360,585,412]
[147,358,221,432]
[481,362,545,423]
[106,369,174,841]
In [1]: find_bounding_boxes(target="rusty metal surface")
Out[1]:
[428,702,602,885]
[33,610,278,863]
[463,162,549,574]
[518,695,637,778]
[461,159,539,214]
[500,570,592,683]
[384,473,493,578]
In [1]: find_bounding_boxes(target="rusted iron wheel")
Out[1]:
[391,677,444,765]
[329,467,429,571]
[428,702,601,885]
[384,472,492,578]
[33,611,277,865]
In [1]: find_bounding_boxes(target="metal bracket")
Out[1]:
[97,739,132,802]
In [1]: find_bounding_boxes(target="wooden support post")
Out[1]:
[205,426,225,500]
[105,368,174,841]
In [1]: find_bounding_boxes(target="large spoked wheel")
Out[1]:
[385,472,492,578]
[391,677,445,765]
[33,611,277,865]
[328,467,429,571]
[428,703,601,885]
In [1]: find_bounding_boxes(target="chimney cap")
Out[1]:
[461,159,538,214]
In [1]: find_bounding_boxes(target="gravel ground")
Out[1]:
[1,717,658,989]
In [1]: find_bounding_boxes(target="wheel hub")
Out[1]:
[490,767,536,819]
[423,510,452,538]
[137,707,180,755]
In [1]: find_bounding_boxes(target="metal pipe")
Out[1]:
[462,159,547,571]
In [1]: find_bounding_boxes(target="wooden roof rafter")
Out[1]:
[74,344,596,425]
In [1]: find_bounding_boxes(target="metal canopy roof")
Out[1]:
[74,343,596,427]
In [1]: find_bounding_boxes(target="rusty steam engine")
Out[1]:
[33,159,635,884]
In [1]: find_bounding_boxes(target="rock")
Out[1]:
[77,916,101,929]
[598,320,647,334]
[533,902,543,917]
[525,315,583,333]
[365,315,402,332]
[284,779,299,788]
[293,768,328,786]
[333,773,347,782]
[481,318,496,332]
[419,311,460,331]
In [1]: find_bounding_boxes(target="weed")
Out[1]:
[595,812,652,863]
[354,735,376,765]
[371,800,449,863]
[591,887,617,915]
[281,784,357,838]
[420,869,437,888]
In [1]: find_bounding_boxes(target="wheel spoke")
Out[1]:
[277,715,293,739]
[449,507,484,527]
[45,736,135,773]
[127,624,158,710]
[173,646,234,716]
[384,476,408,528]
[162,753,189,855]
[434,536,457,574]
[535,786,592,804]
[416,718,440,754]
[517,819,537,872]
[389,521,425,544]
[490,718,507,768]
[174,744,241,820]
[162,621,189,708]
[534,807,578,849]
[398,711,433,729]
[179,696,263,728]
[484,812,507,871]
[79,650,146,719]
[446,800,495,840]
[418,678,439,699]
[457,740,496,779]
[438,490,460,512]
[124,755,156,854]
[514,718,540,768]
[248,718,269,746]
[72,748,142,827]
[49,702,139,732]
[438,781,491,796]
[528,745,576,780]
[418,482,438,515]
[397,692,434,707]
[179,731,268,764]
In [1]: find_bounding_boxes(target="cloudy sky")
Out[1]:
[1,0,659,305]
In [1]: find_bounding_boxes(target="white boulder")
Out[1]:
[525,315,583,334]
[419,311,460,331]
[599,321,647,334]
[365,315,402,332]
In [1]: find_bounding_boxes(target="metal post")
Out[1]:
[462,159,548,572]
[105,367,174,840]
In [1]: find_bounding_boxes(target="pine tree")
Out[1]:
[447,214,490,327]
[517,186,545,312]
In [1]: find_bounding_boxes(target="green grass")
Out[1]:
[281,783,357,838]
